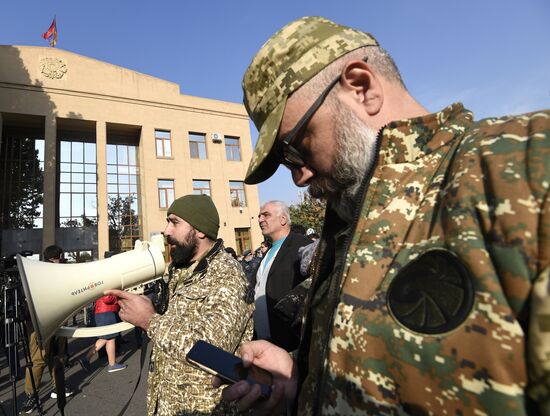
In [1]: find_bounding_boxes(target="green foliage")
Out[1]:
[65,250,93,263]
[289,192,326,233]
[0,137,43,229]
[108,195,140,251]
[62,215,97,228]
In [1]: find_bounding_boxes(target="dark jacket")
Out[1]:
[241,256,261,282]
[261,231,312,351]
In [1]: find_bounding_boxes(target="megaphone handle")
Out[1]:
[56,322,135,338]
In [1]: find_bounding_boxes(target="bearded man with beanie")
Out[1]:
[106,194,253,415]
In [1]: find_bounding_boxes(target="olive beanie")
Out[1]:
[167,194,220,240]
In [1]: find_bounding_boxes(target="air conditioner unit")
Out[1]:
[211,132,222,143]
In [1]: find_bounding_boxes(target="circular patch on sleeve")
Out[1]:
[387,249,475,335]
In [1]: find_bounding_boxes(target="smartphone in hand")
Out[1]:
[186,340,272,399]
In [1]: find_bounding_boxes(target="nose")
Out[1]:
[291,165,315,187]
[163,222,172,236]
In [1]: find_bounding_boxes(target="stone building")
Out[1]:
[0,45,262,261]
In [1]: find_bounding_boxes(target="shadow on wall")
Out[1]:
[0,46,56,258]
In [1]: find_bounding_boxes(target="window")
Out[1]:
[155,130,172,158]
[107,143,141,251]
[193,180,211,196]
[189,132,207,159]
[0,134,44,229]
[59,140,97,227]
[234,228,251,255]
[65,249,93,263]
[225,136,241,161]
[229,181,246,207]
[158,179,175,208]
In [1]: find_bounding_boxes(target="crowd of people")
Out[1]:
[18,15,549,416]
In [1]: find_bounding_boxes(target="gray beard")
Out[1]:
[308,102,378,204]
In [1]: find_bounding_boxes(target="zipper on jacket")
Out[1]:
[311,128,384,415]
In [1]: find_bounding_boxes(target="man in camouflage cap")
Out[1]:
[216,16,550,415]
[107,194,253,415]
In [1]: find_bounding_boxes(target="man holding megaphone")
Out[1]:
[106,194,254,416]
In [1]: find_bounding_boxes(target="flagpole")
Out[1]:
[52,15,57,48]
[42,15,58,48]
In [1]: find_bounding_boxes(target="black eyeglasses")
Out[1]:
[278,56,369,170]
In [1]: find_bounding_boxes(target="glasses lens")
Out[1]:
[282,146,305,170]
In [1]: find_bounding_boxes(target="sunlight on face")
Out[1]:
[308,100,378,202]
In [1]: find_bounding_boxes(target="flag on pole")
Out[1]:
[42,16,57,47]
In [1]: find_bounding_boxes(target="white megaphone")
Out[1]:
[17,234,166,346]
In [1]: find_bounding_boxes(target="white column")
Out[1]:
[42,114,57,250]
[96,120,108,258]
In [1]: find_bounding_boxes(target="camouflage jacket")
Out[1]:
[297,104,550,415]
[146,239,253,415]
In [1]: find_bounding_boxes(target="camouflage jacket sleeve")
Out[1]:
[146,241,254,415]
[526,118,550,412]
[298,105,550,415]
[529,263,550,414]
[474,111,550,412]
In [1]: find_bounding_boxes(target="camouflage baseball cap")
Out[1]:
[242,16,378,184]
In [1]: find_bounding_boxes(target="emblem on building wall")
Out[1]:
[40,57,68,79]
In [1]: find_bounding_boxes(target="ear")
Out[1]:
[339,60,383,116]
[279,215,288,226]
[195,230,207,240]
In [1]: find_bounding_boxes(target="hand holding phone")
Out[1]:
[186,340,273,400]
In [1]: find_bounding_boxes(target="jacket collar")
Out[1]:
[193,238,224,275]
[377,103,473,166]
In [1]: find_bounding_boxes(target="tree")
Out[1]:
[108,195,140,252]
[289,192,326,234]
[65,250,93,263]
[61,215,97,228]
[0,136,43,229]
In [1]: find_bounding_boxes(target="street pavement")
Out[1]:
[0,322,150,416]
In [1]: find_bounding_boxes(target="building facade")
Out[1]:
[0,45,262,261]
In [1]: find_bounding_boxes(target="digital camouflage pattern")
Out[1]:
[297,104,550,415]
[146,239,253,415]
[242,16,378,185]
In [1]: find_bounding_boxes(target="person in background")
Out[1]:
[224,246,238,260]
[272,229,321,348]
[240,249,261,304]
[240,249,261,282]
[307,232,319,242]
[258,241,271,258]
[305,228,319,241]
[21,245,74,414]
[79,294,127,373]
[216,16,550,415]
[290,223,306,235]
[254,200,312,351]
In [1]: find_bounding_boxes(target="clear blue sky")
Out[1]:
[3,0,549,206]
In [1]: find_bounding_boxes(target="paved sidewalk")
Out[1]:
[0,325,150,415]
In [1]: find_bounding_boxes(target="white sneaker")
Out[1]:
[50,386,74,398]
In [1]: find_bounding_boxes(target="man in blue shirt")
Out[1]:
[254,200,312,351]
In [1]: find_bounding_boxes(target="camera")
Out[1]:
[0,251,34,324]
[0,251,33,287]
